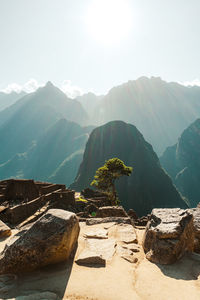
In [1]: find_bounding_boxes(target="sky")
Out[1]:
[0,0,200,96]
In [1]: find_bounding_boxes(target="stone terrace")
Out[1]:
[0,179,75,226]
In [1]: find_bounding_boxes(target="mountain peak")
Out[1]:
[45,81,54,88]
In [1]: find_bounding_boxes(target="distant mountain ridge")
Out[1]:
[0,82,88,164]
[0,91,26,111]
[160,118,200,207]
[0,82,93,186]
[71,120,187,216]
[89,76,200,154]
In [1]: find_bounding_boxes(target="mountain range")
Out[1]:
[0,82,92,186]
[0,76,200,211]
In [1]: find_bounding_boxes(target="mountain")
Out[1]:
[71,120,187,216]
[0,91,26,111]
[0,118,94,186]
[160,118,200,207]
[90,77,200,155]
[76,92,103,117]
[0,82,88,164]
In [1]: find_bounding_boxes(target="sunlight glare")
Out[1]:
[85,0,133,45]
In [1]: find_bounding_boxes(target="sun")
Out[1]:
[85,0,133,45]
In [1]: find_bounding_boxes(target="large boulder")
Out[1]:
[143,208,194,264]
[0,220,11,238]
[0,209,80,274]
[191,207,200,253]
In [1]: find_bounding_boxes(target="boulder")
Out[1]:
[143,208,194,264]
[0,220,11,238]
[191,208,200,253]
[0,209,80,274]
[96,206,128,218]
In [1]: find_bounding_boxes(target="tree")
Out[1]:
[91,158,132,205]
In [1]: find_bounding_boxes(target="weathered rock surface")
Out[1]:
[76,238,116,266]
[0,209,80,274]
[83,228,108,239]
[96,206,128,218]
[143,208,194,264]
[0,220,11,238]
[191,207,200,253]
[115,224,138,244]
[86,217,132,225]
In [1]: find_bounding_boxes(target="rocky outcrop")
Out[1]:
[143,208,194,264]
[0,209,80,274]
[160,118,200,207]
[71,121,187,216]
[0,220,11,238]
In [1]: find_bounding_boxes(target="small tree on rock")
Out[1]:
[91,158,132,205]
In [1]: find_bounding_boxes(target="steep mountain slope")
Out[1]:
[76,92,102,117]
[0,91,26,111]
[0,82,88,164]
[71,120,187,216]
[160,118,200,207]
[91,77,200,154]
[0,119,94,186]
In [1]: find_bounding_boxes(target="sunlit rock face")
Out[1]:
[160,118,200,207]
[71,120,187,216]
[143,208,194,264]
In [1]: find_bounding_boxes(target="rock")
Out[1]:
[81,188,107,199]
[0,209,80,274]
[136,216,149,226]
[86,217,132,226]
[83,228,108,239]
[191,208,200,253]
[116,224,138,244]
[0,220,11,238]
[122,243,140,252]
[76,238,116,266]
[127,209,138,220]
[116,245,138,263]
[143,208,194,264]
[84,203,99,215]
[121,255,138,264]
[96,206,128,218]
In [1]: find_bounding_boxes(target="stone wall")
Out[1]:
[4,179,39,202]
[40,184,66,195]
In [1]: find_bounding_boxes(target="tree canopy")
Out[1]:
[91,158,132,205]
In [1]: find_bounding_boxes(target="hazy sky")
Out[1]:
[0,0,200,95]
